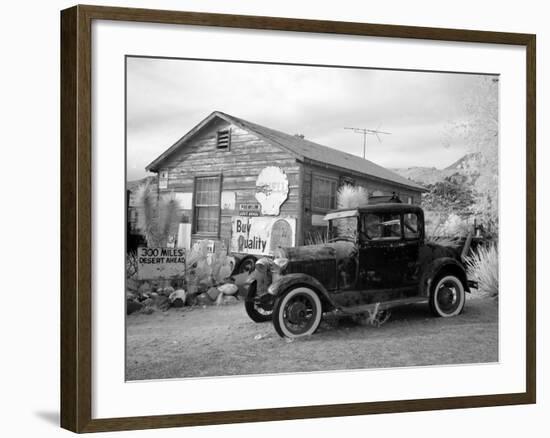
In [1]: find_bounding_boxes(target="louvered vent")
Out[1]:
[216,129,231,149]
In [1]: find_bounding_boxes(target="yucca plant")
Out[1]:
[337,185,368,209]
[135,181,180,247]
[466,244,499,298]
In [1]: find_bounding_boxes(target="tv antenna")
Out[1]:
[344,125,391,159]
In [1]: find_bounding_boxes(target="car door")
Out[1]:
[401,212,422,286]
[358,212,407,290]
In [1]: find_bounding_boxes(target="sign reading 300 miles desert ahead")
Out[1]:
[137,247,186,280]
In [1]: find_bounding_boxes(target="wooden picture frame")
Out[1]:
[60,4,536,433]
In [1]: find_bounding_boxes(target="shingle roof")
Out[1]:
[146,111,426,192]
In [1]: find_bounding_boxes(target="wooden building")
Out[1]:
[144,111,426,266]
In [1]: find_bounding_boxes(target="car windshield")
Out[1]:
[328,216,357,241]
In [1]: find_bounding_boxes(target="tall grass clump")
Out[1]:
[337,185,368,209]
[305,230,328,246]
[135,181,180,247]
[466,244,499,298]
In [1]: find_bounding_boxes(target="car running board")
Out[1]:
[336,297,428,315]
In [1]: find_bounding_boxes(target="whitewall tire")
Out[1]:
[273,287,322,338]
[430,275,465,317]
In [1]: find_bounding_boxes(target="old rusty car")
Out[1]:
[244,203,474,338]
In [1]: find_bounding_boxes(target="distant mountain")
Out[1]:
[443,152,480,171]
[127,175,156,191]
[389,166,445,185]
[391,153,479,186]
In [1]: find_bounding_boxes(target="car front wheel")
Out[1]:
[244,282,274,323]
[273,286,322,338]
[429,274,465,317]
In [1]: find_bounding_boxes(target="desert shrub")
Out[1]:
[126,251,138,279]
[337,185,368,209]
[425,221,462,248]
[424,211,475,248]
[466,244,499,298]
[352,303,391,327]
[442,213,471,236]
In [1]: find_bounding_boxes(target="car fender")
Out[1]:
[243,267,271,301]
[419,257,470,297]
[267,273,337,307]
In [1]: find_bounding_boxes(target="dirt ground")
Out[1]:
[126,296,498,381]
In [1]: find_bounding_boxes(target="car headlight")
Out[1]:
[272,257,289,271]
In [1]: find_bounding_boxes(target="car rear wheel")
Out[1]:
[429,274,465,317]
[273,286,322,338]
[244,281,273,323]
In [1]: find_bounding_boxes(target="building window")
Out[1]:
[312,175,337,211]
[216,129,231,150]
[159,170,169,189]
[193,176,221,234]
[407,196,413,204]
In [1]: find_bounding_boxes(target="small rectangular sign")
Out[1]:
[137,247,186,280]
[238,203,261,216]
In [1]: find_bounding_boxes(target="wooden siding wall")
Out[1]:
[301,163,423,242]
[157,118,301,250]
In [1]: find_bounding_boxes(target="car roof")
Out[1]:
[328,203,423,215]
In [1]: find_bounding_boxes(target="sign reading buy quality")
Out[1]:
[230,216,296,256]
[137,247,186,280]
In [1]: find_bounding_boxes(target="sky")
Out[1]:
[126,56,497,181]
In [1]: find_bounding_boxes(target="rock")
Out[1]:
[223,295,239,305]
[155,295,171,311]
[142,298,154,307]
[171,298,185,308]
[163,286,175,296]
[138,282,152,295]
[169,289,187,304]
[140,306,154,315]
[199,279,213,290]
[206,287,221,301]
[126,299,143,315]
[215,293,225,306]
[218,283,239,296]
[196,293,213,306]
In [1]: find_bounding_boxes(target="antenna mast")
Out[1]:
[344,126,391,159]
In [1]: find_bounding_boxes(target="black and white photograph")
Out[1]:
[125,56,499,381]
